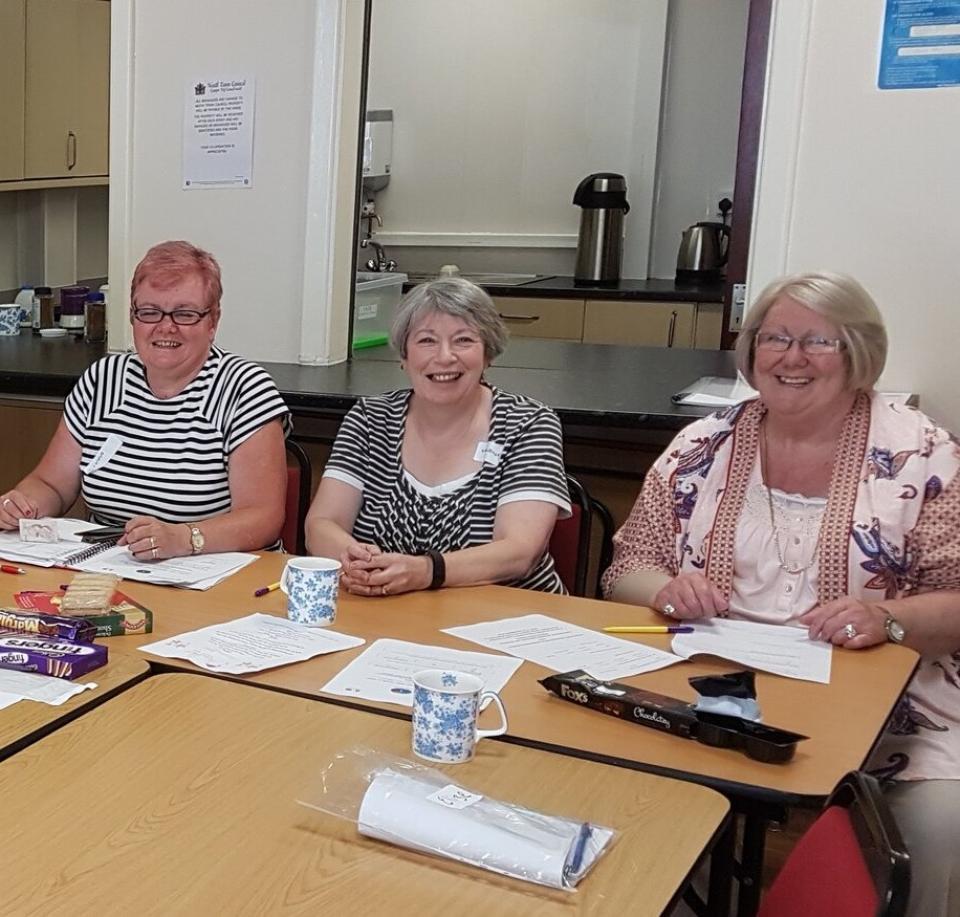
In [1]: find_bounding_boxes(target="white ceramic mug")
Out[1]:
[0,304,22,336]
[280,556,341,626]
[411,669,508,764]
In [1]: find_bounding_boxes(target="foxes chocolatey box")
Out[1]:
[14,591,153,637]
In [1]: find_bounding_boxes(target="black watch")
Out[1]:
[425,550,446,590]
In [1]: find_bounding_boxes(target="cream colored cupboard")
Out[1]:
[0,0,110,184]
[25,0,110,178]
[0,0,27,181]
[583,300,697,348]
[492,296,585,341]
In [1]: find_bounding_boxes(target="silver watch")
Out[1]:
[188,525,205,555]
[884,615,906,644]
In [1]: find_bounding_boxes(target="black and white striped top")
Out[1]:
[323,387,571,593]
[63,347,290,527]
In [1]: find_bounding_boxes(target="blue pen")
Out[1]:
[565,822,593,880]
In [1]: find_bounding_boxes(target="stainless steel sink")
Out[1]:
[403,272,553,287]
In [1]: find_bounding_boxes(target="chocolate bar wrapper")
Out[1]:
[539,669,698,738]
[0,607,97,643]
[0,633,107,680]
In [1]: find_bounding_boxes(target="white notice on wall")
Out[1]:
[182,76,255,189]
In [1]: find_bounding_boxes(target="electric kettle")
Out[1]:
[676,221,730,280]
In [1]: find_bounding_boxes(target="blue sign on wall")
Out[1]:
[879,0,960,89]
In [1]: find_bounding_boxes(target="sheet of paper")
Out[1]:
[443,613,682,680]
[0,669,97,705]
[670,618,832,683]
[73,547,257,590]
[139,612,365,675]
[321,638,523,706]
[673,375,758,407]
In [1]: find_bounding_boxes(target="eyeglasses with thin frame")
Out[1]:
[754,331,845,355]
[131,306,211,326]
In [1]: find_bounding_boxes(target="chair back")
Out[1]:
[758,771,910,917]
[549,474,614,597]
[281,440,312,555]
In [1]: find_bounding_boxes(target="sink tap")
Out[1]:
[361,237,392,272]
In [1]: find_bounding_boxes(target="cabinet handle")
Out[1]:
[667,310,678,347]
[499,313,540,324]
[67,132,77,170]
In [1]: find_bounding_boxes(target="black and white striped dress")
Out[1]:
[63,346,290,527]
[323,387,571,593]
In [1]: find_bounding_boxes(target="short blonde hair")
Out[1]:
[735,271,887,391]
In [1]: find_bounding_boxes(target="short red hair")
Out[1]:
[130,241,223,311]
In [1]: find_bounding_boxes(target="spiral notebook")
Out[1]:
[61,538,122,566]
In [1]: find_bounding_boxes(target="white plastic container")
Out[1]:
[14,286,35,328]
[353,272,407,350]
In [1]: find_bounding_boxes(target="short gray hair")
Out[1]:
[735,271,887,391]
[390,277,508,361]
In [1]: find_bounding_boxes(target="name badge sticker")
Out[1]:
[473,440,504,466]
[86,433,123,474]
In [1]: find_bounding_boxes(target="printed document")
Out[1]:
[322,638,522,706]
[671,618,832,683]
[139,613,365,674]
[443,613,681,680]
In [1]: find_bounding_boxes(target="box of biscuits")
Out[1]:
[14,590,153,637]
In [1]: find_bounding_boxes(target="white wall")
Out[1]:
[649,0,749,279]
[751,0,960,431]
[367,0,667,278]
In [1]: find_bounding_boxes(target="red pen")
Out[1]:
[1,564,26,575]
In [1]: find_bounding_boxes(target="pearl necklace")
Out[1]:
[760,426,825,575]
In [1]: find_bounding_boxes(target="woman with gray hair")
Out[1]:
[602,271,960,916]
[305,277,570,594]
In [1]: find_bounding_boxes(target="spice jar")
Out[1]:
[35,287,54,330]
[84,293,106,343]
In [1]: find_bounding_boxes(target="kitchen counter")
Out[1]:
[403,274,725,303]
[0,333,733,431]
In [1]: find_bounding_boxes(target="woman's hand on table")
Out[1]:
[341,551,431,597]
[653,572,728,620]
[119,516,191,560]
[799,597,887,649]
[0,489,39,529]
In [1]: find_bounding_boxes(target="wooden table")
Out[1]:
[7,557,917,914]
[0,673,729,916]
[0,575,151,760]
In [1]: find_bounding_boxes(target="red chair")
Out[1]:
[549,474,614,597]
[281,440,312,555]
[759,771,910,917]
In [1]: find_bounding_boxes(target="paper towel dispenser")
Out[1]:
[363,109,393,192]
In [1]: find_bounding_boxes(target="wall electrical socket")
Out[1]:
[729,283,747,331]
[707,189,734,219]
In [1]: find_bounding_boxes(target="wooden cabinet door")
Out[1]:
[24,0,110,179]
[0,0,26,181]
[492,296,585,341]
[583,300,695,348]
[693,302,723,350]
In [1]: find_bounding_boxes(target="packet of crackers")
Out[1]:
[60,573,121,616]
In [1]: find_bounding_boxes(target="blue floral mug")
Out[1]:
[0,305,21,336]
[411,669,508,764]
[280,556,341,626]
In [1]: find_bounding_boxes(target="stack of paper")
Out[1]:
[0,519,257,590]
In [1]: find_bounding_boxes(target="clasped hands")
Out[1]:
[654,572,888,648]
[339,541,431,597]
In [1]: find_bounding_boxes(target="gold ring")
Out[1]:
[382,585,389,596]
[151,547,158,559]
[1,498,10,508]
[150,536,156,549]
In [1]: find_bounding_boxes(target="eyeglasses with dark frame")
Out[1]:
[754,331,845,355]
[131,306,212,326]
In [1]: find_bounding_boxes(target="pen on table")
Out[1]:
[254,581,281,598]
[1,564,26,575]
[603,625,694,634]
